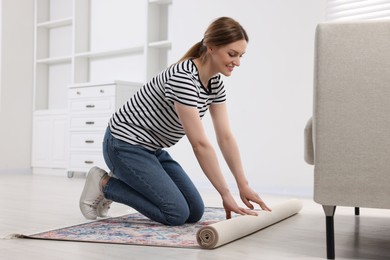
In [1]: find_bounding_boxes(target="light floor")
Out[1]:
[0,173,390,260]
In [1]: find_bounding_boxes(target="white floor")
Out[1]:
[0,173,390,260]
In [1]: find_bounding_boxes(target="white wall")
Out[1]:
[166,0,326,197]
[0,0,34,173]
[0,0,326,197]
[0,2,2,110]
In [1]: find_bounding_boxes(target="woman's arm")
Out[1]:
[209,103,271,214]
[174,102,257,217]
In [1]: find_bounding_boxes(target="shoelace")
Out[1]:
[100,199,112,210]
[90,194,104,208]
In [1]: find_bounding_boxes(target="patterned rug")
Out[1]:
[18,207,226,248]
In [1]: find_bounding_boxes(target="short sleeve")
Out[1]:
[164,72,199,107]
[210,75,227,104]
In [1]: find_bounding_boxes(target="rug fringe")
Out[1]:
[4,233,28,239]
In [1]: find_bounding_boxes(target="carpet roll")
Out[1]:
[196,199,303,249]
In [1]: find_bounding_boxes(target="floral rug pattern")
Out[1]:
[23,207,226,248]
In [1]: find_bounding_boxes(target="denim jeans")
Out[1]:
[102,127,204,226]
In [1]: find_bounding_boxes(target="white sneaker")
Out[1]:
[97,198,113,217]
[97,171,114,217]
[79,167,107,220]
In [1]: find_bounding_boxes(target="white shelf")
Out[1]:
[75,45,144,59]
[37,17,73,29]
[148,40,171,49]
[36,56,72,64]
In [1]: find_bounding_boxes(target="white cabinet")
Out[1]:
[67,81,141,176]
[32,0,172,176]
[32,111,68,175]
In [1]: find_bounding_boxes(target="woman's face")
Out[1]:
[208,39,247,76]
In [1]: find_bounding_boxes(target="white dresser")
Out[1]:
[67,81,142,177]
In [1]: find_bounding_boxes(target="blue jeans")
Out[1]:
[102,127,204,226]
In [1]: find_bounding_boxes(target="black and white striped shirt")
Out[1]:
[109,59,226,151]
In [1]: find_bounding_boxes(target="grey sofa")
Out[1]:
[305,20,390,259]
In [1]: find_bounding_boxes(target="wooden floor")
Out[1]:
[1,173,390,260]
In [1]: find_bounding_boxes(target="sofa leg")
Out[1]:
[354,207,360,216]
[325,215,335,259]
[323,205,336,259]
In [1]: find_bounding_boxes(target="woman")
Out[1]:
[79,17,271,225]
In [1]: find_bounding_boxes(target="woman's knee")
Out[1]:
[164,201,204,226]
[163,205,190,226]
[187,201,205,223]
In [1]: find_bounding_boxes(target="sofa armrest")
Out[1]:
[304,117,314,165]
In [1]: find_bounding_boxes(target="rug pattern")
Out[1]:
[25,207,226,248]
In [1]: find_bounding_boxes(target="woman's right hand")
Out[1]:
[222,192,258,219]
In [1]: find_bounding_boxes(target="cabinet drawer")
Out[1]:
[68,85,116,99]
[69,98,115,113]
[69,152,107,170]
[70,132,104,149]
[69,116,110,130]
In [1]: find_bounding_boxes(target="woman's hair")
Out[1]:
[178,17,248,63]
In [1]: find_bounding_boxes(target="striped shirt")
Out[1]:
[108,59,226,151]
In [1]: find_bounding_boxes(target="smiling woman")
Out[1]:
[180,17,249,84]
[193,39,247,79]
[79,17,271,226]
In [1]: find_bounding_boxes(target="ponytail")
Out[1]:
[178,40,207,63]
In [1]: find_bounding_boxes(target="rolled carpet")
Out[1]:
[196,199,303,249]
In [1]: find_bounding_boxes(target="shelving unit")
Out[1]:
[32,0,173,175]
[146,0,172,79]
[33,0,72,112]
[32,0,72,175]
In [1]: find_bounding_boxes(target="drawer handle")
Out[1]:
[84,160,94,164]
[85,140,95,144]
[85,121,95,125]
[100,89,104,93]
[86,104,95,108]
[76,91,81,95]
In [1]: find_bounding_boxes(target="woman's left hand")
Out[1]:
[239,184,272,212]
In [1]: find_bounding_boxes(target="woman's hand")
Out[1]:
[239,184,271,212]
[222,192,259,219]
